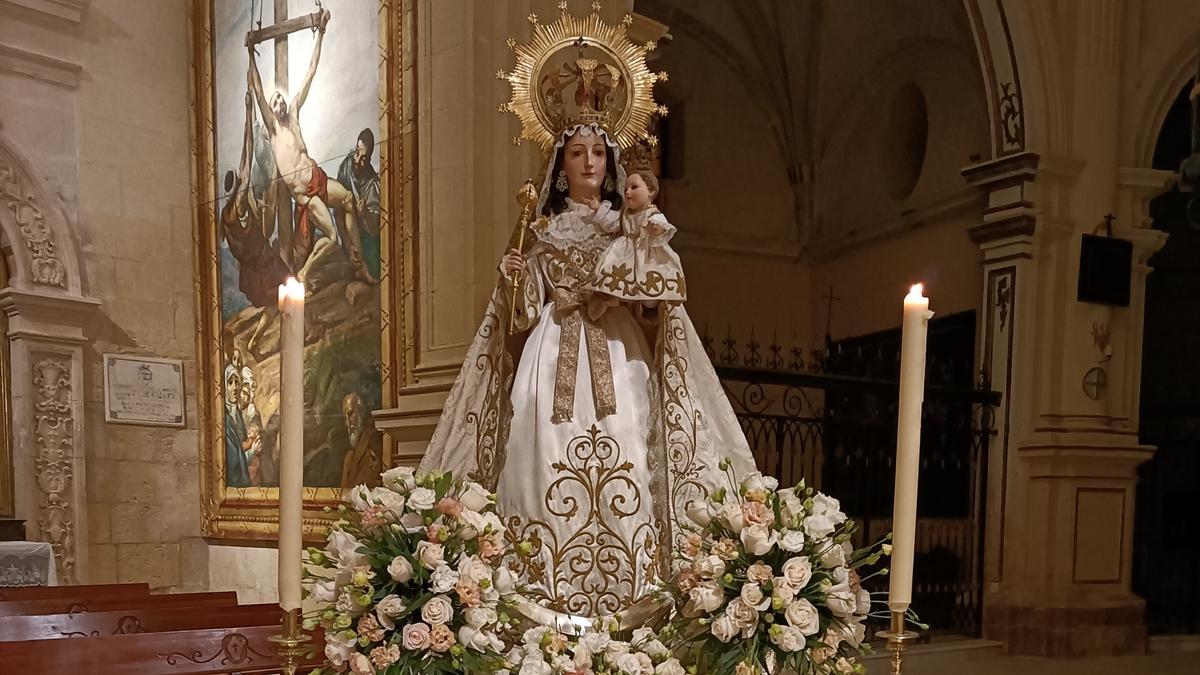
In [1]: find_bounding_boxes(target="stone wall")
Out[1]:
[73,0,199,591]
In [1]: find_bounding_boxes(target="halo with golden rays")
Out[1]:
[499,2,664,153]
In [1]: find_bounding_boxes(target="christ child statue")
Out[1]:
[590,169,686,305]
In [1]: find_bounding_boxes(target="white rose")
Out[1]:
[346,484,372,512]
[493,566,517,595]
[725,598,760,637]
[839,617,867,646]
[617,652,650,675]
[416,541,446,569]
[639,639,668,661]
[459,481,493,512]
[693,555,726,580]
[370,487,406,518]
[812,493,847,524]
[429,564,460,592]
[855,586,872,616]
[740,523,778,556]
[821,541,850,568]
[770,624,806,652]
[381,466,417,491]
[656,658,686,675]
[402,622,432,651]
[408,487,437,512]
[400,511,424,533]
[518,653,552,675]
[325,530,366,568]
[689,581,724,614]
[580,632,611,652]
[421,595,455,625]
[721,500,747,533]
[311,579,336,603]
[710,613,738,642]
[464,606,498,628]
[803,513,835,540]
[781,556,813,589]
[376,593,406,629]
[388,555,414,582]
[772,577,797,603]
[779,529,806,552]
[458,625,493,652]
[457,555,493,585]
[740,582,771,611]
[604,639,631,662]
[741,471,779,493]
[785,597,821,636]
[324,629,357,666]
[826,580,856,618]
[686,500,714,527]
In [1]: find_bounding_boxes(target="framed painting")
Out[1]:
[189,0,414,541]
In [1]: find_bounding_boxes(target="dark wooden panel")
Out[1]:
[0,603,281,641]
[0,625,325,674]
[0,591,238,618]
[0,583,150,602]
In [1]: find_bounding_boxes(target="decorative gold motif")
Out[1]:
[550,283,616,423]
[0,150,67,287]
[158,632,271,666]
[595,264,685,299]
[464,292,514,491]
[505,425,658,616]
[32,354,75,584]
[502,2,662,151]
[653,307,711,555]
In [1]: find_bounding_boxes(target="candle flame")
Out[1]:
[278,277,305,304]
[906,283,925,301]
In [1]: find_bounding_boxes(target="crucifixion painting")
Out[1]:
[210,0,384,492]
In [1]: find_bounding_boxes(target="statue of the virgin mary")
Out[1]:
[419,5,757,620]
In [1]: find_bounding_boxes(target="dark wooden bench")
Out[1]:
[0,582,150,602]
[0,602,282,641]
[0,591,238,617]
[0,624,326,674]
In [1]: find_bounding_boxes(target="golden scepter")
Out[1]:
[508,179,539,334]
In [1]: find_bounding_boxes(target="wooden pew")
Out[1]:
[0,582,150,602]
[0,602,282,641]
[0,624,326,674]
[0,590,238,617]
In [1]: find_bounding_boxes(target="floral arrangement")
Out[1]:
[305,467,517,674]
[500,622,685,675]
[669,463,887,675]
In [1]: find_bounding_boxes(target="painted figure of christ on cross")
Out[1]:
[246,6,377,285]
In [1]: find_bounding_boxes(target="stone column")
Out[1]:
[1,288,99,585]
[961,156,1170,657]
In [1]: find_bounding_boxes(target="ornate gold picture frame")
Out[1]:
[189,0,414,541]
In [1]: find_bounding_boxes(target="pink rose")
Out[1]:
[401,622,432,651]
[357,614,385,642]
[478,532,504,560]
[436,497,464,517]
[742,500,775,528]
[349,653,372,674]
[456,578,482,607]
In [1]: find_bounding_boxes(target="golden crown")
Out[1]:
[498,1,666,153]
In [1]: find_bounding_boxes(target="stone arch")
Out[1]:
[0,134,97,585]
[0,134,85,294]
[962,0,1064,158]
[1132,39,1198,168]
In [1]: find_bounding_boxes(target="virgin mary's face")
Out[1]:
[562,133,607,197]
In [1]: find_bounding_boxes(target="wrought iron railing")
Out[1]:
[702,314,999,637]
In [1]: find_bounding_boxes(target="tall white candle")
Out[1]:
[889,283,933,613]
[277,277,305,612]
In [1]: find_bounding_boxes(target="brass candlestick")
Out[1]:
[876,610,918,675]
[269,608,311,675]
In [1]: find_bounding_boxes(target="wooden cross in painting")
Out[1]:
[245,0,325,271]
